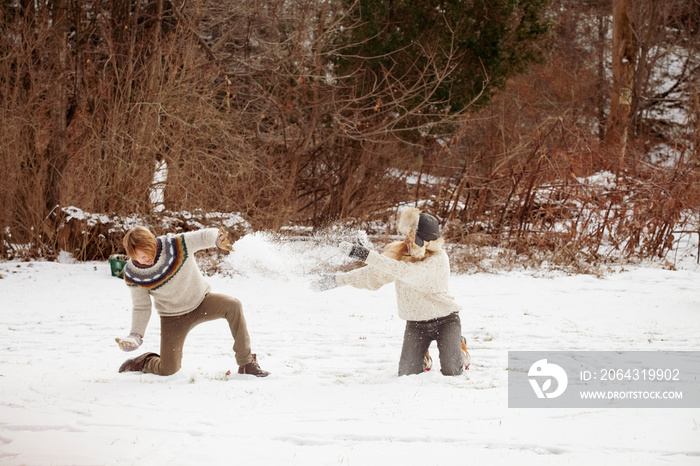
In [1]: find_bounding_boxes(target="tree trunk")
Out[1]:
[596,8,609,141]
[605,0,636,171]
[43,0,70,220]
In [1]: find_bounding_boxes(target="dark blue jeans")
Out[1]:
[399,312,463,376]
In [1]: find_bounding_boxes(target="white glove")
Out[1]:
[310,274,338,292]
[115,333,143,352]
[339,241,353,256]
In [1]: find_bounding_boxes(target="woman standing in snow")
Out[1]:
[115,226,269,377]
[312,208,470,376]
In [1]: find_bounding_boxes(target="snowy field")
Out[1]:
[1,233,699,465]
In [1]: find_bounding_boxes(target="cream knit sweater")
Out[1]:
[124,228,218,337]
[335,248,461,321]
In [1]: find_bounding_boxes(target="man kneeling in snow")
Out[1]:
[115,226,269,377]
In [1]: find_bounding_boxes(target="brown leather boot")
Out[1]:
[237,354,270,377]
[119,352,158,373]
[461,336,471,370]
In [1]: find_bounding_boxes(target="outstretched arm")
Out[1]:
[334,241,394,290]
[180,228,220,253]
[339,240,447,294]
[335,264,394,291]
[115,285,151,351]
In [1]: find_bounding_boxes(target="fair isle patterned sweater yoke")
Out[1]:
[124,228,218,337]
[124,235,188,290]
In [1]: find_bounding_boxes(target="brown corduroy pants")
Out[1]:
[142,293,253,376]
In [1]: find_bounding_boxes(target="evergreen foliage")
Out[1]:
[336,0,552,112]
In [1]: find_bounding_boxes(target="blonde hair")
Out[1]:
[382,237,444,263]
[123,226,157,261]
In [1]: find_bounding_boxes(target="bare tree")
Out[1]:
[605,0,635,169]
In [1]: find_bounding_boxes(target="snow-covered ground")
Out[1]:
[1,233,699,465]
